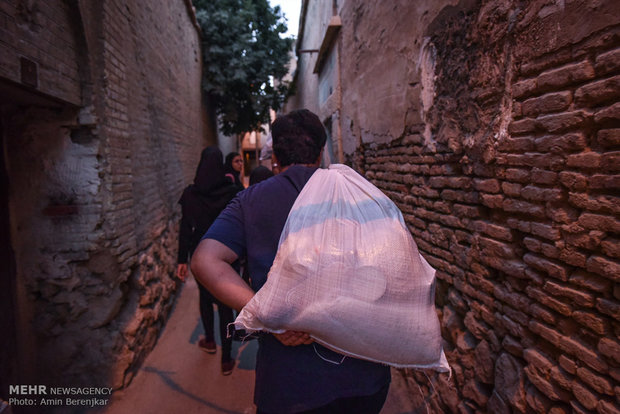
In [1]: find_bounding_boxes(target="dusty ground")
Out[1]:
[101,276,419,414]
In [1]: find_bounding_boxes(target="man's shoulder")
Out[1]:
[232,177,278,211]
[239,171,292,198]
[256,166,316,192]
[231,167,315,219]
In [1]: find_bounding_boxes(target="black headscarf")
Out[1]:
[194,147,228,194]
[224,152,243,188]
[178,147,241,260]
[249,165,274,186]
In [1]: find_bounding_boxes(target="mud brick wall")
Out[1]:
[353,1,619,413]
[2,0,210,390]
[0,0,82,105]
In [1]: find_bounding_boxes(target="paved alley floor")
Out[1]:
[102,276,419,414]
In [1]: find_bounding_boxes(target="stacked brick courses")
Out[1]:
[358,2,619,412]
[0,0,82,105]
[2,0,209,389]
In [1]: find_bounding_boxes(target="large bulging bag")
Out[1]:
[235,164,450,370]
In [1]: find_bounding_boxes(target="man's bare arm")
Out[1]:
[190,238,255,312]
[191,238,313,346]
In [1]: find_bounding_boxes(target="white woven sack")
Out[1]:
[235,164,449,370]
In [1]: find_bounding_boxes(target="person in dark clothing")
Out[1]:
[191,110,391,413]
[240,165,275,286]
[224,152,244,189]
[249,165,274,186]
[176,146,241,375]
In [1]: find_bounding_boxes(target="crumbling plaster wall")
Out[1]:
[284,0,328,116]
[292,0,619,412]
[3,0,209,389]
[340,0,464,151]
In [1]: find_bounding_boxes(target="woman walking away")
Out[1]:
[176,146,241,375]
[249,165,274,185]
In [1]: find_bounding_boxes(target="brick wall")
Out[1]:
[293,0,619,412]
[95,2,210,387]
[1,0,211,391]
[0,0,82,105]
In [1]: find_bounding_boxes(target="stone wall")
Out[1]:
[292,0,619,412]
[1,0,211,391]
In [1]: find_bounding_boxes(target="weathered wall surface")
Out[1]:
[0,0,82,105]
[293,0,619,412]
[1,0,210,391]
[284,0,324,116]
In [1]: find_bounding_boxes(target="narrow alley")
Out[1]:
[100,276,419,414]
[101,276,257,414]
[1,0,619,413]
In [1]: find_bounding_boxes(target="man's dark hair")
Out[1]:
[271,109,327,167]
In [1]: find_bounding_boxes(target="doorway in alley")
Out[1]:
[0,110,18,400]
[0,78,78,394]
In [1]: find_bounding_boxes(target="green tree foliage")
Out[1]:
[193,0,293,135]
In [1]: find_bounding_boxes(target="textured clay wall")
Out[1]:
[2,0,209,390]
[284,0,324,116]
[294,0,620,412]
[0,0,82,105]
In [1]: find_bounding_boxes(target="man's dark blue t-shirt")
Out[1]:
[204,165,391,413]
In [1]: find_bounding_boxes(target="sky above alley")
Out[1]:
[269,0,300,38]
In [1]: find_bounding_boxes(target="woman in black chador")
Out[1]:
[176,147,241,375]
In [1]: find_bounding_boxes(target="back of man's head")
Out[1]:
[271,109,327,167]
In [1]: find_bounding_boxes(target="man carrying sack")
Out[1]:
[191,109,392,414]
